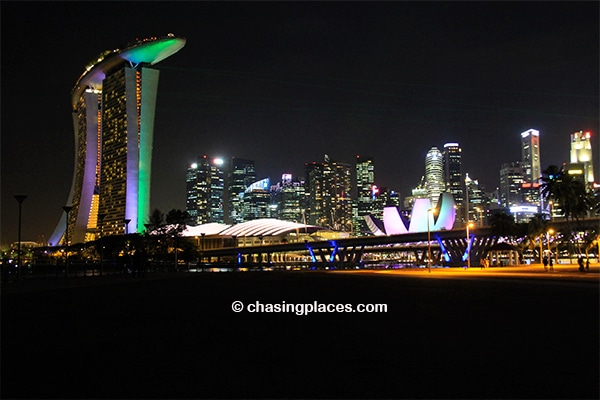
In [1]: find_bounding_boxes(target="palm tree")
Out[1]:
[540,164,591,259]
[526,213,548,262]
[489,211,516,241]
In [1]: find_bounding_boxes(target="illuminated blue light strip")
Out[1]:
[329,241,338,263]
[305,243,317,263]
[462,234,474,262]
[435,236,451,262]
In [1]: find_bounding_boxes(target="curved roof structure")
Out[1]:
[183,223,231,236]
[221,219,325,237]
[181,219,326,238]
[71,34,186,106]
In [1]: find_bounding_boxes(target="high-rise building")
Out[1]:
[372,186,400,220]
[570,130,594,184]
[241,178,271,221]
[499,162,524,208]
[186,163,200,224]
[49,35,186,245]
[425,147,445,207]
[186,156,225,225]
[464,173,487,225]
[443,143,463,224]
[354,155,375,236]
[305,155,352,230]
[520,129,541,207]
[271,174,306,223]
[521,129,541,184]
[227,158,256,224]
[304,162,323,225]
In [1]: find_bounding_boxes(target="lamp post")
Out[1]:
[201,232,206,264]
[547,228,554,269]
[427,208,436,273]
[98,213,106,275]
[539,233,544,264]
[62,205,74,277]
[14,195,27,280]
[124,219,131,235]
[466,222,474,269]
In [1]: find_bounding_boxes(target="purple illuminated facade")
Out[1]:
[49,35,185,245]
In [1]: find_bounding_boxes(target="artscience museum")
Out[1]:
[365,193,456,236]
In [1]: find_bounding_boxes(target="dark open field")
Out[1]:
[2,270,598,399]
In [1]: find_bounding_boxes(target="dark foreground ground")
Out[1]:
[2,270,598,399]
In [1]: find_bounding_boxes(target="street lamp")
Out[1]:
[98,213,106,275]
[200,232,206,263]
[14,195,27,280]
[62,205,74,277]
[124,219,131,235]
[547,228,554,269]
[466,222,474,268]
[427,208,437,273]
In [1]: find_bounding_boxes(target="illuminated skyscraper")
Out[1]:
[521,129,541,184]
[499,162,524,208]
[49,35,186,245]
[443,143,463,223]
[227,158,256,224]
[354,155,375,235]
[570,130,594,184]
[272,174,306,223]
[186,156,225,225]
[305,155,352,230]
[242,178,271,220]
[520,129,541,207]
[425,147,444,207]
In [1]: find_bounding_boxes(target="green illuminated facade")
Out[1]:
[49,35,185,245]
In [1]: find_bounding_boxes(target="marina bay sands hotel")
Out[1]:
[49,35,186,245]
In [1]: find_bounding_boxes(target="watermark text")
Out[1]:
[231,300,387,315]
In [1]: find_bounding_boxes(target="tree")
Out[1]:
[144,209,190,267]
[165,209,190,236]
[489,211,516,241]
[541,164,592,259]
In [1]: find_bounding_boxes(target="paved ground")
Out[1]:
[2,266,598,399]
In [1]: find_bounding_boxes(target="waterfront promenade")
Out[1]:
[2,265,598,399]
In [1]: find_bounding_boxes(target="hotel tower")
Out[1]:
[49,35,186,245]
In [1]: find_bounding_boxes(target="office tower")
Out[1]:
[443,143,463,225]
[241,178,271,220]
[499,162,524,208]
[464,173,486,224]
[354,155,375,235]
[425,147,445,207]
[186,163,200,224]
[49,35,186,245]
[521,129,541,183]
[520,129,541,207]
[227,158,256,224]
[305,155,352,230]
[570,130,595,184]
[186,156,225,225]
[304,162,323,225]
[443,143,463,204]
[272,174,306,223]
[371,186,400,220]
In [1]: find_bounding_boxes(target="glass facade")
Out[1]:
[227,158,256,224]
[425,147,444,208]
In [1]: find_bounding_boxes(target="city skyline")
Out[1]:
[2,1,598,245]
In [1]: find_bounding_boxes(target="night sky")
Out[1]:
[2,1,598,245]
